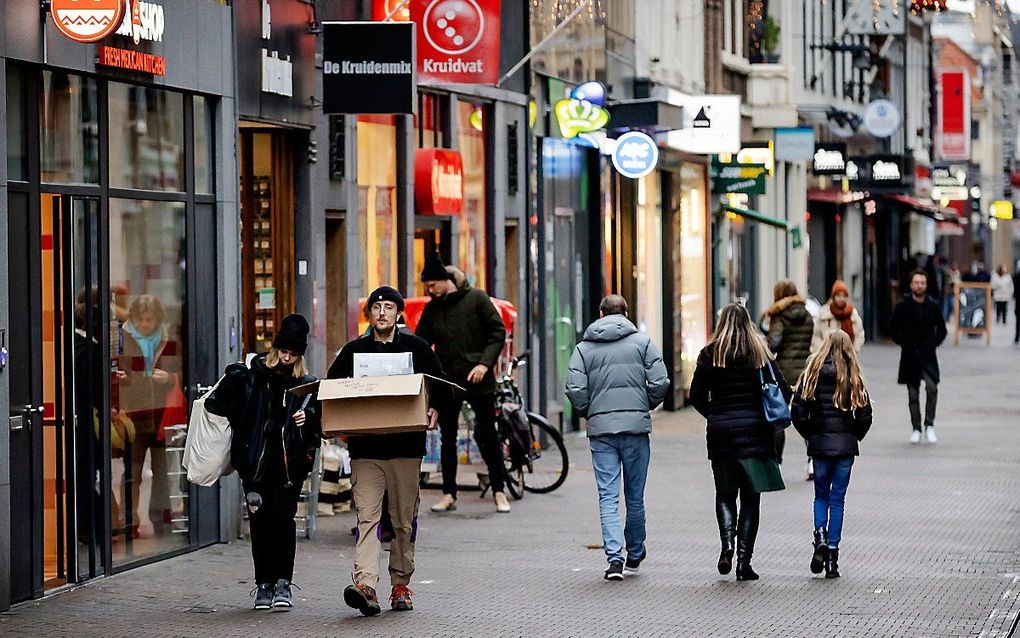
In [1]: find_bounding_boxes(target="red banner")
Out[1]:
[414,149,464,215]
[937,69,970,162]
[412,0,501,85]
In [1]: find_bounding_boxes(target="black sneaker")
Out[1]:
[271,579,293,611]
[604,560,624,581]
[252,583,273,610]
[344,583,382,617]
[624,550,646,573]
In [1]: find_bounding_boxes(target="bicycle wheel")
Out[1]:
[522,416,569,493]
[504,456,525,500]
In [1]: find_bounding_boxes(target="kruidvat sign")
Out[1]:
[415,149,465,215]
[413,0,501,85]
[322,22,415,114]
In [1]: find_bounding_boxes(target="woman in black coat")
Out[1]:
[792,331,872,579]
[211,314,321,611]
[691,304,788,581]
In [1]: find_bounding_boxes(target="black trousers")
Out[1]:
[995,301,1008,324]
[907,372,938,430]
[244,480,301,585]
[1015,305,1020,342]
[438,392,505,497]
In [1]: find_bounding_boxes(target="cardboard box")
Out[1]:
[291,374,459,436]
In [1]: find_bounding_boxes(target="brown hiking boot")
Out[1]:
[390,584,414,611]
[343,583,381,617]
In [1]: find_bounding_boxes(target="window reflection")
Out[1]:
[194,96,214,194]
[457,101,487,287]
[108,83,185,191]
[357,116,398,297]
[7,65,28,181]
[109,199,188,562]
[40,71,99,184]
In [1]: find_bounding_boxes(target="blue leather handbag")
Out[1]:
[760,363,791,430]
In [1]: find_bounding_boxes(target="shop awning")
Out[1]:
[883,193,962,224]
[607,99,685,131]
[722,204,789,230]
[807,188,867,205]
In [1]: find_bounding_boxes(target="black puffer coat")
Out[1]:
[791,359,873,457]
[765,296,814,384]
[689,346,792,461]
[209,354,322,486]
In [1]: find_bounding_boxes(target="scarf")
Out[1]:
[124,322,162,376]
[829,301,855,343]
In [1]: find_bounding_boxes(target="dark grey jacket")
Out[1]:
[565,315,670,437]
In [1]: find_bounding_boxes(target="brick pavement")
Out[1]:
[2,327,1019,638]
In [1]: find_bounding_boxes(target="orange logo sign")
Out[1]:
[52,0,125,43]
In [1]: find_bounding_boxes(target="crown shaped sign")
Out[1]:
[554,82,610,138]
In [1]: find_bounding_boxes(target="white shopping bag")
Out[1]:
[182,378,233,486]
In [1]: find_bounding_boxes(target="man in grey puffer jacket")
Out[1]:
[566,295,670,581]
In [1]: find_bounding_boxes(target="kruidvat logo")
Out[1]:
[52,0,125,43]
[423,0,484,55]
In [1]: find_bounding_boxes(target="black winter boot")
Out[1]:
[810,528,828,574]
[824,548,840,578]
[715,494,737,575]
[734,493,760,581]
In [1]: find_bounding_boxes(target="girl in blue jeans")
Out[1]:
[792,331,873,578]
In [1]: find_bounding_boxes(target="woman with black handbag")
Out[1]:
[691,304,789,581]
[792,331,873,579]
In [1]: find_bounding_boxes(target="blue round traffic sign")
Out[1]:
[611,131,659,179]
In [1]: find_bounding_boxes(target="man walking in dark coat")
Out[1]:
[565,295,670,581]
[416,253,511,514]
[890,269,948,445]
[328,286,445,616]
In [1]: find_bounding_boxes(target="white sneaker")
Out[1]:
[430,494,457,512]
[925,427,938,444]
[494,491,511,513]
[805,459,814,481]
[910,430,922,444]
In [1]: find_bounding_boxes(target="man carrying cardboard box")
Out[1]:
[327,286,447,616]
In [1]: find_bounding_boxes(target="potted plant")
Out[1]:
[763,15,781,63]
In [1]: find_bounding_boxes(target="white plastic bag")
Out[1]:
[182,378,233,486]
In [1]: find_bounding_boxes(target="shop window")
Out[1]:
[635,173,663,349]
[6,64,27,181]
[108,198,189,564]
[40,70,99,184]
[108,82,185,191]
[357,116,399,298]
[457,100,488,287]
[417,92,444,149]
[193,96,215,194]
[678,164,709,390]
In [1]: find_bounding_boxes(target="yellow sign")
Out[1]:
[990,200,1014,220]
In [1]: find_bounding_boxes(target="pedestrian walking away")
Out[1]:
[1013,260,1020,344]
[691,304,788,582]
[206,314,322,611]
[792,331,873,579]
[990,264,1014,325]
[763,279,814,474]
[565,295,670,581]
[889,269,948,445]
[328,286,447,616]
[416,252,512,514]
[811,280,865,354]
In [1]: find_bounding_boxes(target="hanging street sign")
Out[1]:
[611,132,659,179]
[711,157,767,195]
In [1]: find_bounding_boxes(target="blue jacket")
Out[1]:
[565,315,670,437]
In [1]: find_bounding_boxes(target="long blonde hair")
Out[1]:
[707,304,774,368]
[796,331,869,410]
[266,347,308,378]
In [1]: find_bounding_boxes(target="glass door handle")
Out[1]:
[195,384,215,396]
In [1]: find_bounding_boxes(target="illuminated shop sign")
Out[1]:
[114,0,165,44]
[51,0,125,43]
[97,45,166,75]
[413,0,502,85]
[322,22,415,113]
[555,82,610,139]
[812,143,847,176]
[611,132,659,180]
[260,0,293,97]
[415,149,465,215]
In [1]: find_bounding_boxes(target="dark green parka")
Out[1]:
[765,295,814,385]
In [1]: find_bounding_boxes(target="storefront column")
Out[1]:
[396,115,416,295]
[0,61,12,612]
[488,101,509,298]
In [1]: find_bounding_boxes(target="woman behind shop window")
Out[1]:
[213,314,322,611]
[792,331,873,579]
[115,295,179,539]
[690,304,788,582]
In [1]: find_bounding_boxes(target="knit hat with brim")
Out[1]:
[420,252,455,282]
[273,314,309,355]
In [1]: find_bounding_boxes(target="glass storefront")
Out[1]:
[108,83,184,191]
[635,173,663,348]
[357,115,399,298]
[457,101,487,287]
[677,164,709,390]
[40,71,99,184]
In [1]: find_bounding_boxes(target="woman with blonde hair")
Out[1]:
[792,331,873,579]
[691,304,788,581]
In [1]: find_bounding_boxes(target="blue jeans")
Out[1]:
[812,456,854,548]
[589,433,650,563]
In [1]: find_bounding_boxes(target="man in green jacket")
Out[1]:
[416,253,511,514]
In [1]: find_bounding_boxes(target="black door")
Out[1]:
[8,193,103,602]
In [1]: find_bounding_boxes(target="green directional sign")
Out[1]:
[711,158,767,195]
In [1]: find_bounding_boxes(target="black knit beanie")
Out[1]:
[272,314,309,355]
[420,252,455,282]
[367,285,405,311]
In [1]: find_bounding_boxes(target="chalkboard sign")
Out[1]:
[954,283,991,346]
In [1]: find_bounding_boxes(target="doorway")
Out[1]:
[325,212,348,356]
[7,193,103,602]
[413,216,455,297]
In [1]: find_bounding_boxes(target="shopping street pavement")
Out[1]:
[3,325,1020,638]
